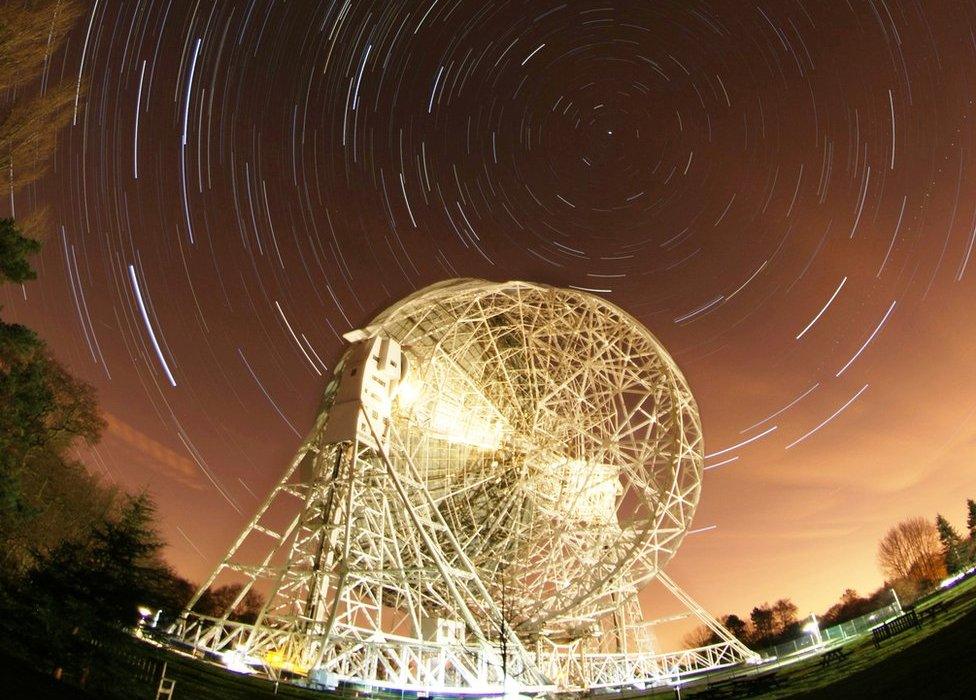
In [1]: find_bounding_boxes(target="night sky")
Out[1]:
[6,1,976,636]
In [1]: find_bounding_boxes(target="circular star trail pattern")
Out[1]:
[8,1,976,624]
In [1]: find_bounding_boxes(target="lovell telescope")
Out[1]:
[171,279,757,693]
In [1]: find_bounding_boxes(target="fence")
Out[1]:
[759,601,903,659]
[822,602,902,643]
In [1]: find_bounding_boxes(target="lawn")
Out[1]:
[755,573,976,699]
[793,602,976,698]
[673,572,976,699]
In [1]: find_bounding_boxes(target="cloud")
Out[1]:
[104,413,204,490]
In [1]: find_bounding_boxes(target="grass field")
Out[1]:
[675,572,976,699]
[760,573,976,699]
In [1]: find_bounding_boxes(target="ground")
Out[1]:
[795,603,975,698]
[674,571,976,699]
[0,658,90,699]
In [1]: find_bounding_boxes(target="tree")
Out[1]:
[28,493,167,625]
[749,604,775,645]
[720,614,749,642]
[146,569,196,631]
[967,498,976,539]
[771,598,799,639]
[1,217,106,569]
[682,625,718,650]
[684,613,753,650]
[0,2,81,91]
[0,218,40,284]
[10,493,169,686]
[888,576,924,607]
[0,1,86,193]
[935,514,965,573]
[195,583,265,624]
[878,516,946,588]
[0,327,105,571]
[0,216,103,572]
[820,588,876,627]
[0,337,104,462]
[1,449,118,575]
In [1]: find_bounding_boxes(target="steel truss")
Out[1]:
[179,406,544,691]
[176,408,754,691]
[535,573,757,689]
[174,280,758,693]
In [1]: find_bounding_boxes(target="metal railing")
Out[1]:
[759,602,903,659]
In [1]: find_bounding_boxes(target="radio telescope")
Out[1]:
[175,279,756,692]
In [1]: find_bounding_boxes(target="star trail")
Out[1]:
[5,0,976,627]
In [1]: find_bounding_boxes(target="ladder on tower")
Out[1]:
[155,662,175,699]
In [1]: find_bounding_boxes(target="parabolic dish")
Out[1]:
[353,278,703,636]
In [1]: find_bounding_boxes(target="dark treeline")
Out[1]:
[685,503,976,650]
[0,3,260,693]
[1,213,264,690]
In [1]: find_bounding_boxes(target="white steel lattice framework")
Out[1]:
[174,279,758,693]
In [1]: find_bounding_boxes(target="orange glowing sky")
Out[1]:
[4,0,976,648]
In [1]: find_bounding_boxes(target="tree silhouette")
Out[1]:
[720,614,749,642]
[749,604,775,645]
[877,516,946,586]
[0,5,186,691]
[29,494,166,622]
[682,625,718,649]
[967,498,976,539]
[1,217,106,572]
[0,328,105,563]
[0,1,86,193]
[195,583,265,624]
[0,218,40,284]
[16,494,169,685]
[683,614,751,650]
[820,588,880,626]
[935,514,965,573]
[771,598,799,638]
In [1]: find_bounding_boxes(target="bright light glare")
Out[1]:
[221,649,258,674]
[396,378,421,407]
[940,565,975,588]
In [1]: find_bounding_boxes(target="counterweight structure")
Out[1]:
[175,279,757,692]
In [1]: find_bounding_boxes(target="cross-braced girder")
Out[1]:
[173,279,754,693]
